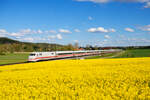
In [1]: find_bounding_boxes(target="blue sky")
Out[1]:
[0,0,150,46]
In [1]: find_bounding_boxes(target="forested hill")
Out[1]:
[0,37,20,44]
[0,37,61,46]
[0,37,76,54]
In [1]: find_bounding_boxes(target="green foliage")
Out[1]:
[0,37,77,53]
[85,55,101,59]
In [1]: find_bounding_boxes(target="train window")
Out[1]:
[30,54,35,56]
[51,53,54,55]
[76,52,83,54]
[58,53,73,55]
[40,53,42,56]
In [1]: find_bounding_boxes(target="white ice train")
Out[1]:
[28,50,101,62]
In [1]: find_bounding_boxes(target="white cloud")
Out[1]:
[19,29,45,34]
[88,27,108,33]
[115,0,149,3]
[76,0,109,3]
[22,37,34,42]
[36,37,46,41]
[10,32,24,37]
[95,37,150,47]
[56,34,63,40]
[75,0,150,8]
[48,35,56,39]
[2,29,47,38]
[19,29,57,34]
[88,27,116,33]
[144,2,150,8]
[49,30,57,34]
[125,28,135,32]
[0,29,7,33]
[74,40,79,43]
[20,29,31,34]
[59,29,72,33]
[103,39,108,42]
[76,0,150,3]
[48,34,63,40]
[139,25,150,31]
[74,29,80,32]
[104,35,111,39]
[109,28,116,32]
[37,29,43,34]
[87,28,97,33]
[88,16,93,20]
[0,29,8,37]
[97,27,109,32]
[45,30,57,34]
[0,29,64,42]
[45,31,49,33]
[0,34,6,37]
[32,30,37,34]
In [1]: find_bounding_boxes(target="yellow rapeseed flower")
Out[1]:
[0,57,150,99]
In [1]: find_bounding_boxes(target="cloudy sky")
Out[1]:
[0,0,150,46]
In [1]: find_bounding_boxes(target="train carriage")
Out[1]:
[28,50,101,62]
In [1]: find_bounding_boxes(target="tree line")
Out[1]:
[0,43,80,55]
[0,37,80,55]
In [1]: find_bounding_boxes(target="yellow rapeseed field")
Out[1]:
[0,58,150,100]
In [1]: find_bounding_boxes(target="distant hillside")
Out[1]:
[0,37,76,54]
[0,37,20,44]
[0,37,62,46]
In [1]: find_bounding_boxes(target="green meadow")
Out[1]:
[0,53,29,65]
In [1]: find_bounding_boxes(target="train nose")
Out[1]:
[28,56,36,61]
